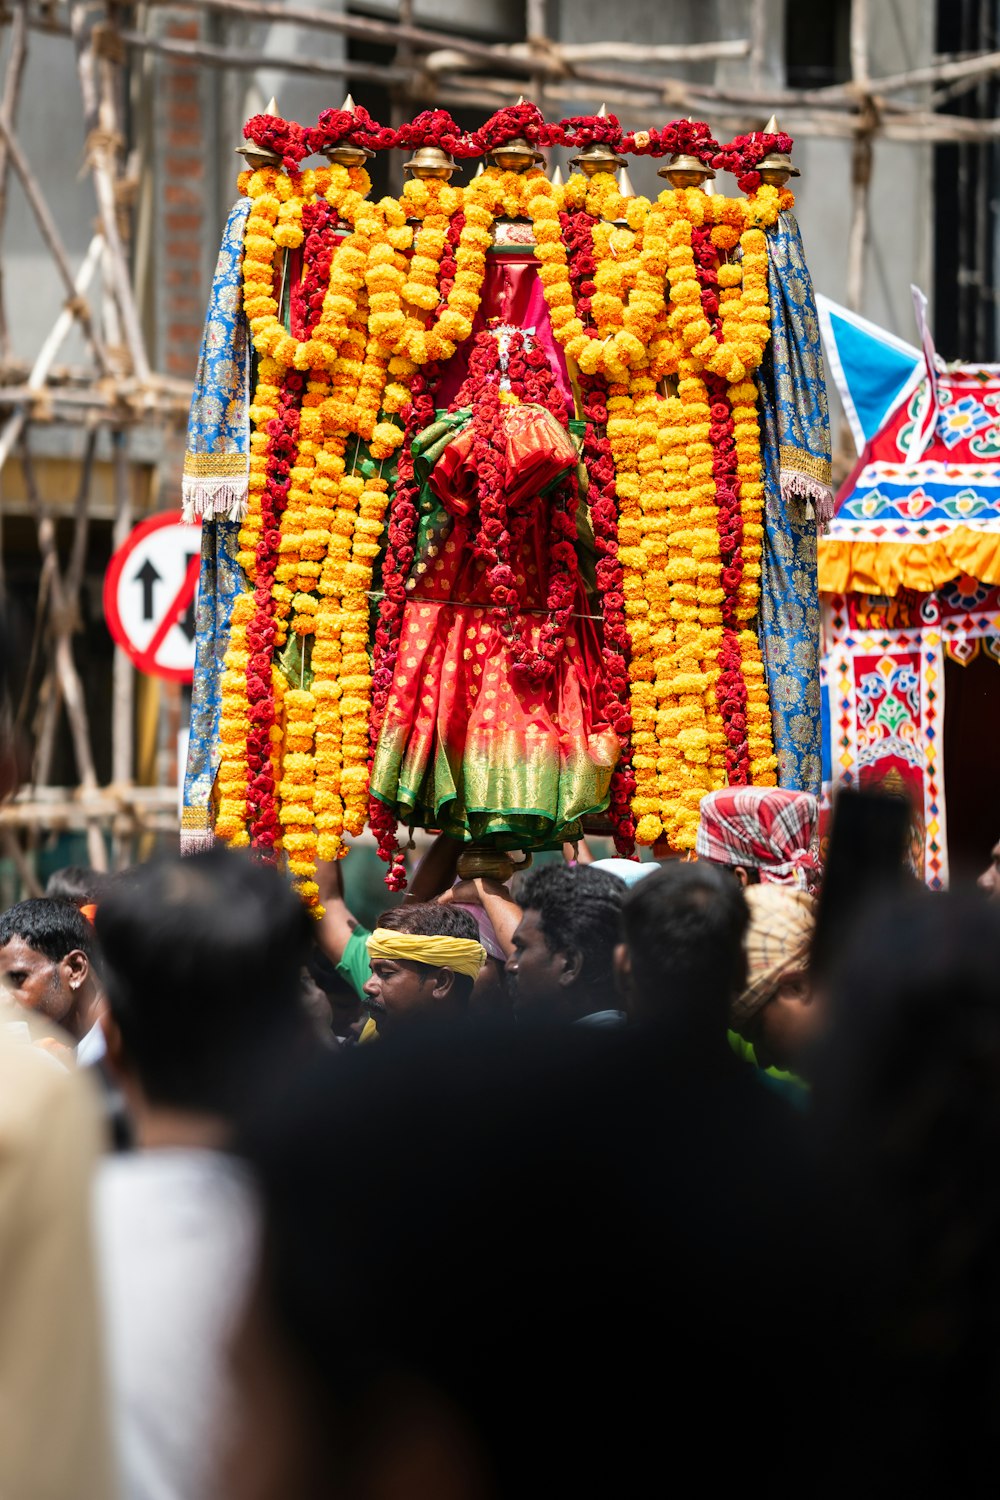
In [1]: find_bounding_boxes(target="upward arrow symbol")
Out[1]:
[134,558,161,620]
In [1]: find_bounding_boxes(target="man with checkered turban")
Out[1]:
[695,786,821,894]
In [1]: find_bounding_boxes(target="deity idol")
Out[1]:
[368,323,620,859]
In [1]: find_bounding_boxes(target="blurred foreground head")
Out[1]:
[95,849,313,1117]
[45,864,112,910]
[813,888,1000,1482]
[616,860,748,1033]
[230,1021,842,1500]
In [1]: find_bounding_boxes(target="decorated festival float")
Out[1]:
[818,294,1000,886]
[181,97,831,907]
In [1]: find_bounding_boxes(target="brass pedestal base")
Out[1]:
[456,845,532,882]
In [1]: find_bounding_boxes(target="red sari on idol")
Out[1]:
[368,395,620,847]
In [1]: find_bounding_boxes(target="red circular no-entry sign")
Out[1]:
[103,511,202,683]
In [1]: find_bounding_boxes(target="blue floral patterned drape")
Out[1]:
[754,211,831,796]
[181,196,252,522]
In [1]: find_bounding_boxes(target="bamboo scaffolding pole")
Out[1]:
[16,4,1000,121]
[749,0,766,92]
[2,829,42,896]
[0,1,28,363]
[524,0,548,117]
[0,233,103,475]
[501,39,752,63]
[388,0,416,193]
[71,4,150,385]
[117,25,410,87]
[110,428,134,805]
[0,114,110,375]
[846,0,872,314]
[0,785,182,831]
[111,0,829,109]
[31,424,99,793]
[0,384,189,418]
[19,438,108,871]
[40,4,1000,149]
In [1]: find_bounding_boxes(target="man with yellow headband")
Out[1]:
[360,904,485,1041]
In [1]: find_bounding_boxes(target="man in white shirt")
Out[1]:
[92,848,318,1500]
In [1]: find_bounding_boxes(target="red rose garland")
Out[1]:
[450,329,580,684]
[307,104,394,155]
[560,112,624,150]
[473,102,564,152]
[246,372,306,852]
[392,109,479,157]
[691,221,751,784]
[561,206,636,853]
[367,371,433,889]
[243,113,309,172]
[624,118,718,162]
[291,199,339,338]
[712,131,794,194]
[367,206,469,885]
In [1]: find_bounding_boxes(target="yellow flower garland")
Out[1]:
[280,687,321,908]
[214,594,254,848]
[221,145,797,885]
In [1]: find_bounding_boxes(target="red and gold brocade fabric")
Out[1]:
[368,405,619,844]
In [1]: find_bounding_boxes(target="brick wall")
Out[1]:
[147,9,219,505]
[157,14,210,381]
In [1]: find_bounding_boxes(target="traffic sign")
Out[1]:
[103,511,201,682]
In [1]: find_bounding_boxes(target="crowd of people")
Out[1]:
[1,783,999,1497]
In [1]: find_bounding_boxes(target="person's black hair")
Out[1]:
[0,896,101,972]
[44,865,112,907]
[239,1018,846,1497]
[374,901,480,1007]
[515,863,625,999]
[94,848,314,1115]
[813,887,1000,1485]
[619,861,749,1029]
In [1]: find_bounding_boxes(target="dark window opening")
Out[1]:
[943,650,1000,882]
[784,1,851,89]
[933,0,1000,362]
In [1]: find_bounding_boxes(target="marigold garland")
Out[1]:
[217,108,804,890]
[562,211,636,853]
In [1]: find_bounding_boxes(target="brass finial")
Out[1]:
[474,160,485,177]
[403,144,460,180]
[323,91,373,166]
[757,113,800,185]
[617,164,635,198]
[489,135,544,172]
[550,162,564,187]
[657,153,715,189]
[236,95,282,166]
[597,102,608,118]
[569,140,626,176]
[658,113,716,188]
